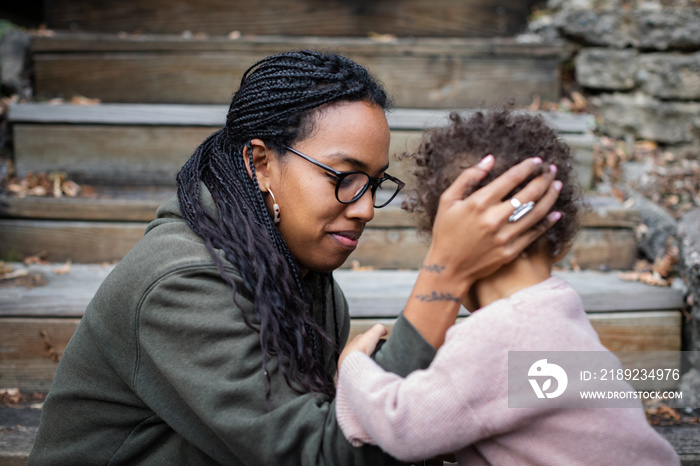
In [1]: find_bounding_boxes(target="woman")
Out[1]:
[29,51,560,465]
[336,109,679,465]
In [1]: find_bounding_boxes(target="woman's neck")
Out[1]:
[472,251,552,309]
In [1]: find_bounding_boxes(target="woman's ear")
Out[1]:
[242,138,273,187]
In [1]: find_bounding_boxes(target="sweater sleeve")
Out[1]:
[335,309,519,463]
[135,265,434,466]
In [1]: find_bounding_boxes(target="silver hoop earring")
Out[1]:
[267,187,280,224]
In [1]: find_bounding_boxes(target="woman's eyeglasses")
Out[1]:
[283,146,405,208]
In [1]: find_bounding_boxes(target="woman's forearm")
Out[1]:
[402,249,474,348]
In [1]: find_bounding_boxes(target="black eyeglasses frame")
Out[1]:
[282,145,405,208]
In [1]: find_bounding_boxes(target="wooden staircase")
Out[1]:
[2,102,637,270]
[0,2,692,462]
[0,17,678,384]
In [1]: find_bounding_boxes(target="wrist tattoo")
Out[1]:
[421,263,446,273]
[415,291,460,303]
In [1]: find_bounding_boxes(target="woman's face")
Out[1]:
[265,100,391,275]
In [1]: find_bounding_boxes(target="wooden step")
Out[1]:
[44,0,531,37]
[8,104,597,189]
[0,188,634,225]
[30,33,565,107]
[0,265,683,393]
[0,189,639,269]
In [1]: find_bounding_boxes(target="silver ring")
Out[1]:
[508,198,535,223]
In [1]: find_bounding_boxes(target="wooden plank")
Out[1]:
[579,196,641,228]
[0,311,680,392]
[589,311,681,352]
[0,426,39,466]
[8,103,230,126]
[0,263,113,317]
[8,104,596,134]
[33,52,561,108]
[12,125,594,188]
[13,124,213,185]
[0,192,408,224]
[0,187,173,221]
[0,191,639,230]
[587,315,682,391]
[0,264,684,391]
[0,267,684,319]
[0,318,81,392]
[344,228,428,270]
[0,218,638,269]
[653,426,700,463]
[31,36,564,107]
[562,228,639,271]
[345,227,639,271]
[334,270,684,316]
[43,2,531,38]
[0,312,678,393]
[0,220,146,263]
[31,34,568,56]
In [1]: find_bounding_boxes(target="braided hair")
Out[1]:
[176,50,389,398]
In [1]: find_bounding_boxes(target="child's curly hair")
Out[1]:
[402,109,584,257]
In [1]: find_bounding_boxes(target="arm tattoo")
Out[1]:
[421,263,446,273]
[415,291,460,303]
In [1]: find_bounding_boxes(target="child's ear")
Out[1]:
[552,245,570,264]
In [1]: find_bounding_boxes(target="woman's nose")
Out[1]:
[345,189,375,222]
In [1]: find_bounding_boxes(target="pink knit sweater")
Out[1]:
[336,277,679,465]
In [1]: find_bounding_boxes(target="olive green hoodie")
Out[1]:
[29,188,436,465]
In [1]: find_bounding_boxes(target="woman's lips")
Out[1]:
[329,230,362,250]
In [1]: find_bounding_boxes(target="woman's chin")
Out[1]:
[305,255,352,274]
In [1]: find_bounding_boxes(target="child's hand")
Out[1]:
[338,324,388,369]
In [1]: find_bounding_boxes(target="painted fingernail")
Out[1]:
[532,157,543,164]
[477,154,494,169]
[548,211,562,222]
[553,180,563,191]
[550,164,557,174]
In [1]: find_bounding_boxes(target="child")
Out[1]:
[335,109,679,465]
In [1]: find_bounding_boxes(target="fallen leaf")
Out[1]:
[62,180,81,197]
[350,260,374,271]
[368,32,397,42]
[24,253,49,265]
[570,91,588,112]
[52,175,62,198]
[32,24,55,37]
[70,95,101,106]
[0,262,12,275]
[53,260,72,275]
[0,269,29,281]
[39,330,62,362]
[617,271,668,287]
[28,185,47,196]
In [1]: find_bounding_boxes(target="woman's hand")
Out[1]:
[428,155,562,293]
[403,155,561,348]
[338,324,388,369]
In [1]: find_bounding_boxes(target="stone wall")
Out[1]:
[531,0,700,151]
[528,0,700,404]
